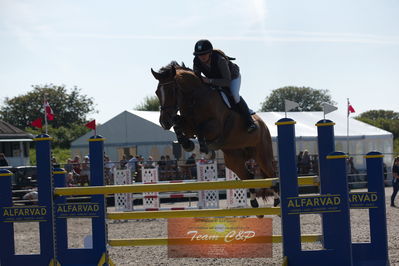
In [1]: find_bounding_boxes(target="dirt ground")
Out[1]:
[8,187,399,266]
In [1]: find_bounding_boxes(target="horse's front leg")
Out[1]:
[196,122,211,154]
[173,116,195,152]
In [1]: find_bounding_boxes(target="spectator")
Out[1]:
[136,155,145,182]
[391,156,399,207]
[165,155,174,171]
[144,156,156,168]
[347,156,359,182]
[186,153,196,165]
[51,156,60,168]
[300,150,311,174]
[64,158,73,173]
[297,151,303,174]
[185,153,197,178]
[66,172,76,187]
[127,155,138,178]
[0,153,9,166]
[158,155,166,170]
[23,189,38,204]
[104,155,115,184]
[164,155,176,180]
[120,155,128,169]
[72,155,81,176]
[80,156,90,186]
[347,157,358,174]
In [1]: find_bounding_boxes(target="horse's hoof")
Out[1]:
[250,199,259,208]
[256,215,264,219]
[273,198,280,207]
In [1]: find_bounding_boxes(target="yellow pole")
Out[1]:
[108,234,322,246]
[107,207,281,220]
[54,176,319,196]
[54,179,275,196]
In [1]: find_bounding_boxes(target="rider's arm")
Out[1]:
[209,56,231,87]
[193,63,202,78]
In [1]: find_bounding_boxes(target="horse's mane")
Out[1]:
[158,61,192,74]
[159,61,201,84]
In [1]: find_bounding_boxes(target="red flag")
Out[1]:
[348,103,355,116]
[85,120,96,130]
[44,101,54,120]
[31,117,43,128]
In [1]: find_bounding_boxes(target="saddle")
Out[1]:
[213,86,256,115]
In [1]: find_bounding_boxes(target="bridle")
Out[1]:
[158,79,178,112]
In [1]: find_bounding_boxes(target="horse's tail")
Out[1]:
[254,115,276,179]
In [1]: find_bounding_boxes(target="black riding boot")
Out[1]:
[237,97,257,133]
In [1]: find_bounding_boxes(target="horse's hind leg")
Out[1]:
[255,135,280,206]
[223,150,261,210]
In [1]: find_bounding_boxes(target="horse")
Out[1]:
[151,61,279,210]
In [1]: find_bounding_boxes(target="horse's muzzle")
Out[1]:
[159,114,173,130]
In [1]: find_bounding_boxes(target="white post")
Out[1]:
[197,161,219,209]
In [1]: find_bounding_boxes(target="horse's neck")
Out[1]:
[178,82,212,112]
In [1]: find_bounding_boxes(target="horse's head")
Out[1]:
[151,65,178,130]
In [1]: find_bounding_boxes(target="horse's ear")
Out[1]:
[171,66,176,77]
[151,68,161,80]
[181,62,186,68]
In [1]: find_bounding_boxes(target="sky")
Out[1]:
[1,0,398,124]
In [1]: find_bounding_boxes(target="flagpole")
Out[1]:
[347,98,349,155]
[43,96,48,135]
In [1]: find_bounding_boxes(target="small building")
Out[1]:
[71,110,393,171]
[0,120,34,166]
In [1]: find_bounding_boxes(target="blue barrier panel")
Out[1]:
[0,134,57,266]
[278,118,354,266]
[316,119,336,249]
[276,118,301,261]
[351,152,389,266]
[54,135,109,266]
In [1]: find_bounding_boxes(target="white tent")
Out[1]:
[71,110,393,170]
[71,110,176,163]
[258,112,393,170]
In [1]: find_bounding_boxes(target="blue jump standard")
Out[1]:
[0,118,390,266]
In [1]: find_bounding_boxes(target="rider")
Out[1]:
[192,39,258,133]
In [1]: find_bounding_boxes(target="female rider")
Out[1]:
[192,39,257,133]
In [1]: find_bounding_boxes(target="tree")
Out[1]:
[0,84,96,129]
[356,110,399,139]
[260,86,335,112]
[355,110,399,121]
[135,95,160,111]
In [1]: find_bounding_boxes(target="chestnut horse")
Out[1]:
[151,61,278,208]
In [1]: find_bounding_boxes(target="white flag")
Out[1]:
[322,102,338,115]
[284,99,299,112]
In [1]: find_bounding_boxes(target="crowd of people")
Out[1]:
[296,150,319,175]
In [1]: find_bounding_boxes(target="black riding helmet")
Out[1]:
[193,39,213,55]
